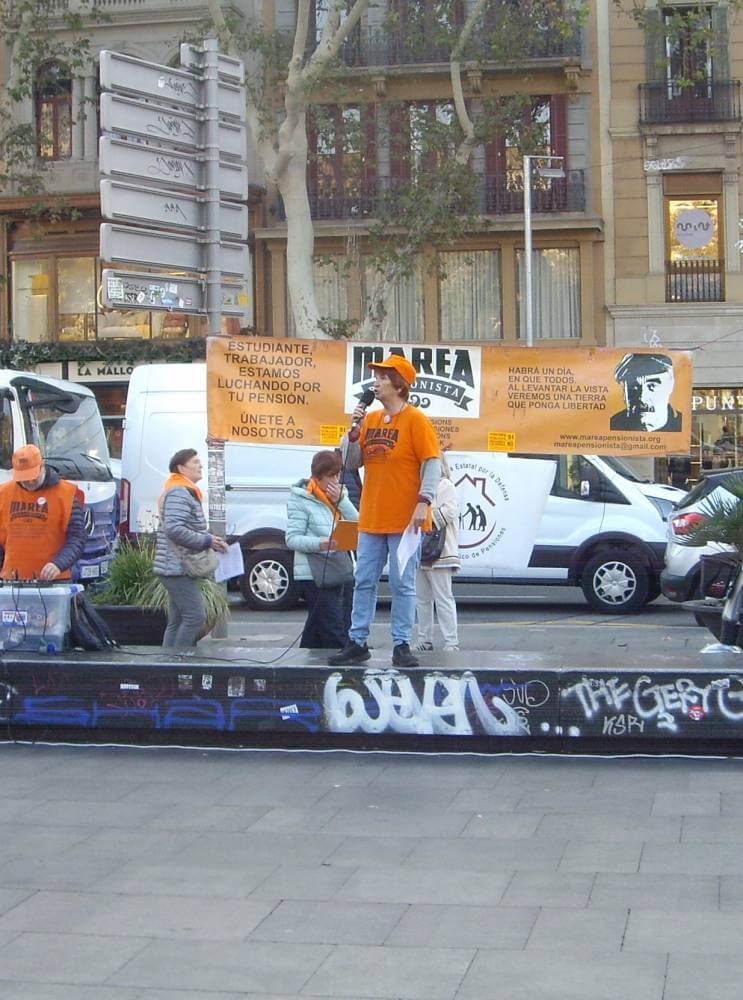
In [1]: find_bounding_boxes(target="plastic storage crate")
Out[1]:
[0,583,83,653]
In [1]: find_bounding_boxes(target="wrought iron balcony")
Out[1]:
[278,171,586,222]
[639,81,742,125]
[481,170,586,215]
[666,259,724,303]
[338,24,581,68]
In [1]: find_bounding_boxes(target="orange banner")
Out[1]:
[207,338,692,456]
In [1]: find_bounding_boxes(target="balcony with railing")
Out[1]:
[278,170,586,222]
[639,81,742,125]
[666,259,724,302]
[337,23,582,68]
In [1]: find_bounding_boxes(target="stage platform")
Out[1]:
[2,642,743,752]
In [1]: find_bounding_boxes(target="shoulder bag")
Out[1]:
[179,546,219,579]
[307,549,355,589]
[420,518,447,565]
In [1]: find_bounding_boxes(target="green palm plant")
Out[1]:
[686,473,743,553]
[92,536,229,635]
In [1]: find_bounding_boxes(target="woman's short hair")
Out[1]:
[311,449,342,479]
[169,448,198,473]
[386,368,410,401]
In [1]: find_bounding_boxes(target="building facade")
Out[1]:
[606,0,743,484]
[260,0,605,347]
[0,0,604,458]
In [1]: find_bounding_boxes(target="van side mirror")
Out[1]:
[580,478,593,499]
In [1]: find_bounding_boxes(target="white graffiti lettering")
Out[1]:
[564,674,743,733]
[323,670,529,736]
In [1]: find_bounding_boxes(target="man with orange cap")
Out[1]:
[330,353,441,668]
[0,445,85,581]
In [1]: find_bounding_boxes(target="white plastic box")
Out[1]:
[0,584,83,653]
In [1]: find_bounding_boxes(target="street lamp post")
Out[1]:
[523,154,565,347]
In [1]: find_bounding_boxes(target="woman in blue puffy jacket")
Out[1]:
[285,450,359,648]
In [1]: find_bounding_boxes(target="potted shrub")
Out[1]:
[90,537,229,646]
[684,473,743,644]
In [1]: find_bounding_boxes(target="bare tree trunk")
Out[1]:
[279,123,327,338]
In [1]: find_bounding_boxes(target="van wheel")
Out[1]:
[239,549,301,610]
[581,549,650,614]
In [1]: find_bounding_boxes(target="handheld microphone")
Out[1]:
[352,388,376,428]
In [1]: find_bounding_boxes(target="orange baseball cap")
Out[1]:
[12,445,43,482]
[368,354,417,386]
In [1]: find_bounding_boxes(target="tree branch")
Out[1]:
[450,0,487,165]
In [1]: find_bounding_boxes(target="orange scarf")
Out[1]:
[307,477,340,522]
[159,472,203,512]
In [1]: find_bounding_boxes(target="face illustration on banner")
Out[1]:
[344,343,482,418]
[609,353,683,433]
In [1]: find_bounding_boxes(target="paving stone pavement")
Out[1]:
[0,743,742,999]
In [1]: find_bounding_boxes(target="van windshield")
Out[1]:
[19,387,112,483]
[601,456,649,483]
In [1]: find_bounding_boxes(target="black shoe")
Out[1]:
[392,642,419,668]
[328,641,371,665]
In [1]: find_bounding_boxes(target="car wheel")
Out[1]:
[580,548,650,614]
[239,549,301,610]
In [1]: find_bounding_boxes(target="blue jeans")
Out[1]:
[349,531,420,647]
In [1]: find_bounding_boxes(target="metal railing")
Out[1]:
[639,80,742,124]
[337,24,581,67]
[666,259,725,302]
[278,170,585,221]
[481,170,586,214]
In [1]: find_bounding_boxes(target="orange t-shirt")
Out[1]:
[0,478,78,580]
[358,404,440,534]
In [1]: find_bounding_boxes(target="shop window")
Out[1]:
[90,384,127,460]
[362,258,424,342]
[11,255,203,343]
[439,250,502,341]
[664,173,723,302]
[516,248,581,340]
[35,61,72,160]
[287,256,351,336]
[11,259,51,342]
[58,257,96,341]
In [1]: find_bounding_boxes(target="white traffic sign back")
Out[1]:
[102,269,248,316]
[100,50,245,119]
[100,92,246,158]
[100,223,249,277]
[180,43,245,83]
[98,137,247,200]
[100,179,248,240]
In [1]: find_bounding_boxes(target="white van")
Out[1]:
[121,363,683,614]
[0,370,118,580]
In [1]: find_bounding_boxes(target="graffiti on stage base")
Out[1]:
[323,669,542,736]
[562,672,743,735]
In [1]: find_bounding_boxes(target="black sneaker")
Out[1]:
[392,642,419,668]
[328,641,371,665]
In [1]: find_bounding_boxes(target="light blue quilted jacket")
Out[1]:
[285,480,358,581]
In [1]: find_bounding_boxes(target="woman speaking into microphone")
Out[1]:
[329,353,440,668]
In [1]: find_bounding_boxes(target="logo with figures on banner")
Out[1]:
[449,458,511,561]
[345,343,482,419]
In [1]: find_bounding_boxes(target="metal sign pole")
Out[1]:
[204,37,228,639]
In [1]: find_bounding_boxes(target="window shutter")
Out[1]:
[363,103,377,188]
[307,108,319,191]
[711,5,730,81]
[550,94,568,159]
[645,8,665,82]
[389,103,410,180]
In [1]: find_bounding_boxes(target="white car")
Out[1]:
[660,468,740,603]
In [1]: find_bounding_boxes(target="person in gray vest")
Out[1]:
[154,448,228,651]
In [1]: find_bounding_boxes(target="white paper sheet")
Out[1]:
[396,523,420,576]
[215,542,245,583]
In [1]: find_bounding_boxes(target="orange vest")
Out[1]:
[0,478,79,580]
